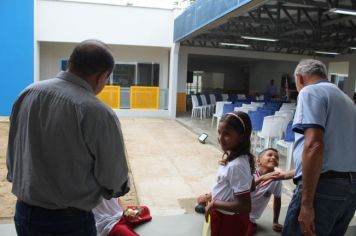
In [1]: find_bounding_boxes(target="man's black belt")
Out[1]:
[293,171,356,185]
[18,200,89,217]
[320,171,356,179]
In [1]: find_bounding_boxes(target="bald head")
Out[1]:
[68,39,114,78]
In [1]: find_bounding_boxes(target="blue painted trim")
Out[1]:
[174,0,252,42]
[0,0,34,115]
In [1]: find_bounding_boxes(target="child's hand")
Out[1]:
[204,201,214,222]
[272,222,283,232]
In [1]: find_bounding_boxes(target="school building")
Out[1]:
[1,0,356,117]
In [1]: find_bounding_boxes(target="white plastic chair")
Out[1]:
[275,121,295,170]
[275,140,294,170]
[234,107,250,113]
[200,95,211,118]
[242,104,258,111]
[251,102,264,107]
[255,115,285,153]
[209,94,216,116]
[211,101,231,127]
[191,95,204,119]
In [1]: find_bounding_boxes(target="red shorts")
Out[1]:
[108,206,152,236]
[210,209,250,236]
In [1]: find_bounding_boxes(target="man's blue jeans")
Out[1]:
[14,201,97,236]
[282,177,356,236]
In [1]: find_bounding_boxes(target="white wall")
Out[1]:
[328,61,349,75]
[37,0,174,47]
[249,61,297,94]
[39,42,170,88]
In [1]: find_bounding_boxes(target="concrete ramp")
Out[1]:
[135,214,203,236]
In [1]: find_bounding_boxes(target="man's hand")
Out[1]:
[272,222,283,232]
[298,205,316,236]
[258,171,281,186]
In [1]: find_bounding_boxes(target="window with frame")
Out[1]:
[110,63,160,87]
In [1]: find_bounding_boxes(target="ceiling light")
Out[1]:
[350,47,356,50]
[241,36,278,42]
[219,42,250,47]
[329,8,356,16]
[314,51,340,55]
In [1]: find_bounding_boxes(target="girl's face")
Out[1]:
[257,150,279,171]
[218,121,243,152]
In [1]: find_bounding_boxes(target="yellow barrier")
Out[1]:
[96,86,120,109]
[176,92,187,112]
[130,86,160,110]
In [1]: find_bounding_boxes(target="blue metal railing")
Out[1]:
[174,0,252,42]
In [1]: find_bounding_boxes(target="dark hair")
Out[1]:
[258,148,278,159]
[68,39,114,77]
[219,111,255,174]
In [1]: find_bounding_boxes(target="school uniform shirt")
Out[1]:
[249,170,282,223]
[93,198,123,236]
[211,155,253,203]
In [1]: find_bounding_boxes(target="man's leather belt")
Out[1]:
[293,171,356,185]
[18,200,89,217]
[320,171,356,179]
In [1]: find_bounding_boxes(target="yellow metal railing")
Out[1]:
[96,86,120,109]
[130,86,160,110]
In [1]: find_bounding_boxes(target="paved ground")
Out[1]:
[1,115,355,236]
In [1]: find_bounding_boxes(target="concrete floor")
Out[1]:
[1,114,355,236]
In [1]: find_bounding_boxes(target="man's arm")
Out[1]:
[299,127,324,235]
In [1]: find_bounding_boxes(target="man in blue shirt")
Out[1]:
[265,79,278,98]
[278,59,356,236]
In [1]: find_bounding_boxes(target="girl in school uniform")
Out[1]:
[204,111,255,236]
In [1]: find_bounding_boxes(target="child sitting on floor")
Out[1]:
[93,198,152,236]
[196,148,282,235]
[246,148,283,235]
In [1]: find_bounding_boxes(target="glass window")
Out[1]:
[137,63,160,86]
[61,60,68,71]
[112,64,136,87]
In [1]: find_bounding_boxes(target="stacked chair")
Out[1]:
[275,121,295,170]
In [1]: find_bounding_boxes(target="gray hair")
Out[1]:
[294,59,327,79]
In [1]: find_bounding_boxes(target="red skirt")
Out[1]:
[210,209,250,236]
[108,206,152,236]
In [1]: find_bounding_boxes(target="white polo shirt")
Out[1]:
[211,155,253,202]
[250,171,282,223]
